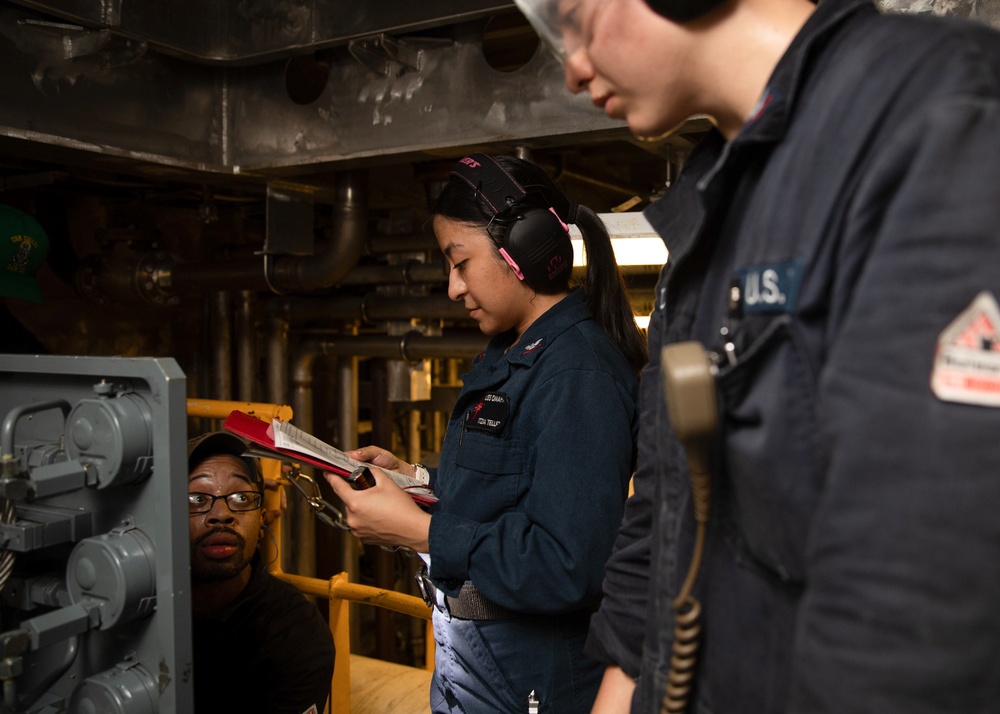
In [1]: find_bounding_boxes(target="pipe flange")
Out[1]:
[135,252,180,306]
[263,253,286,296]
[359,295,373,325]
[399,330,422,363]
[401,259,418,287]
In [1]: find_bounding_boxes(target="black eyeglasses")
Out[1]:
[188,491,263,515]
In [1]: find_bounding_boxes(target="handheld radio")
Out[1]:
[659,341,718,713]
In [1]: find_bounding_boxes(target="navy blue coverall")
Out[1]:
[425,288,640,713]
[585,0,1000,711]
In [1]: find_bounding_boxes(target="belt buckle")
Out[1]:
[415,565,435,609]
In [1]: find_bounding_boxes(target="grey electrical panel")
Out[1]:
[0,355,192,713]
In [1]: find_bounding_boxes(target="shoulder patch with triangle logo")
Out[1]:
[931,291,1000,407]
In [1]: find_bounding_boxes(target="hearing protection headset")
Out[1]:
[449,153,573,291]
[645,0,729,22]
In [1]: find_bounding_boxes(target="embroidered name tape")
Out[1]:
[465,392,509,434]
[931,291,1000,407]
[738,259,803,314]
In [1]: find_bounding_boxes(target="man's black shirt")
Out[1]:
[192,560,335,713]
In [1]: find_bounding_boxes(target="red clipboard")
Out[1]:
[221,409,355,476]
[221,409,437,505]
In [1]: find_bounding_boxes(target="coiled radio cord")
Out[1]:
[659,342,718,714]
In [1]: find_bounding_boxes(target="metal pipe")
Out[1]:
[267,293,468,324]
[176,172,367,295]
[289,351,320,574]
[210,292,232,400]
[268,171,368,293]
[336,354,363,652]
[407,410,421,465]
[556,167,641,198]
[288,349,316,580]
[367,234,438,255]
[177,260,445,298]
[263,315,298,573]
[76,171,370,304]
[309,332,487,361]
[369,359,398,661]
[91,239,444,303]
[335,262,447,287]
[265,317,289,408]
[336,356,360,479]
[236,290,256,401]
[172,260,268,293]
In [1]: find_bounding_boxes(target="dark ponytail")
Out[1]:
[572,204,648,374]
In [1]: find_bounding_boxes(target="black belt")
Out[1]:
[415,565,517,621]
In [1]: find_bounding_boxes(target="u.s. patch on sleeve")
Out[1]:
[931,291,1000,407]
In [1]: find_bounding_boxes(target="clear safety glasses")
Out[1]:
[513,0,588,64]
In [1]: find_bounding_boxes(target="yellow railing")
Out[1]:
[275,570,434,714]
[186,399,293,422]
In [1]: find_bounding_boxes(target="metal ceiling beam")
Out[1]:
[9,0,517,65]
[0,1,628,182]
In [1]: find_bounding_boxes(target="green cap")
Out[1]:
[0,205,49,303]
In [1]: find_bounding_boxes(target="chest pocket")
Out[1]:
[452,432,526,519]
[715,316,825,584]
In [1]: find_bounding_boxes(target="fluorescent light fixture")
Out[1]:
[569,213,669,267]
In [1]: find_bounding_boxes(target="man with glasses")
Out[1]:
[511,0,1000,713]
[187,431,335,714]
